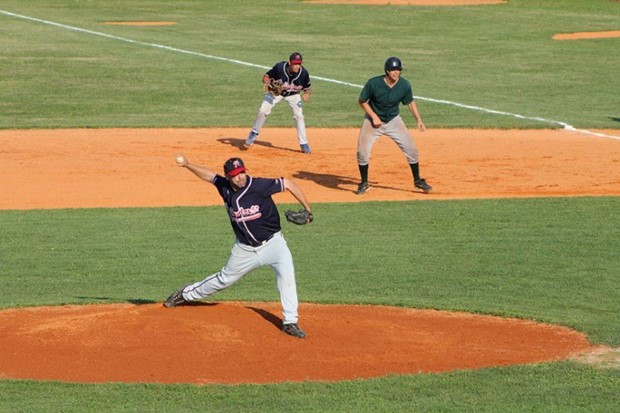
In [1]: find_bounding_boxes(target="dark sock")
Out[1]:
[410,162,420,181]
[359,164,369,183]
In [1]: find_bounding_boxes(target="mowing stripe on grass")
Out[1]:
[1,9,618,141]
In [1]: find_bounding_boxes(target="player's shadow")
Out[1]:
[75,296,116,302]
[214,139,416,194]
[293,170,412,193]
[247,306,282,329]
[127,298,157,305]
[217,137,300,154]
[610,117,620,123]
[180,301,218,307]
[76,297,220,307]
[75,296,158,305]
[292,171,357,192]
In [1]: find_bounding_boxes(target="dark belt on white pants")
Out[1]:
[245,232,277,247]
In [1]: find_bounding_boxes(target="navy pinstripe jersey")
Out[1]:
[266,61,311,97]
[213,175,285,246]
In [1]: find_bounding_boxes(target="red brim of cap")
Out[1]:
[290,59,302,64]
[227,167,246,177]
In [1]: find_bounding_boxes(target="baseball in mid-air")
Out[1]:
[176,155,184,164]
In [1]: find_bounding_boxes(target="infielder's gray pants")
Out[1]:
[357,115,419,165]
[183,231,300,324]
[251,93,308,145]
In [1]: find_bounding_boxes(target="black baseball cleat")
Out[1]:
[164,285,189,308]
[282,323,306,338]
[414,178,432,193]
[355,181,370,195]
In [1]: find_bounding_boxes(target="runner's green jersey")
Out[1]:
[359,75,414,123]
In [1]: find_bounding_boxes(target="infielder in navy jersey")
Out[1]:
[245,52,313,154]
[164,155,312,338]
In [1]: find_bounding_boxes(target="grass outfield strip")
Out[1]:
[1,0,619,129]
[0,363,618,412]
[5,8,617,140]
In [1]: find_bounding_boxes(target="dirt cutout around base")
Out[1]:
[1,127,618,383]
[570,346,620,370]
[553,30,620,40]
[0,302,594,384]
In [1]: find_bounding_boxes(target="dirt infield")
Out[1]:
[1,127,618,384]
[2,128,619,210]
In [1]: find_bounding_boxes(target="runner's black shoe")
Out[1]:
[355,182,370,195]
[414,179,432,193]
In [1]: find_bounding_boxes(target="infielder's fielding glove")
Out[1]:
[285,209,313,225]
[265,79,285,96]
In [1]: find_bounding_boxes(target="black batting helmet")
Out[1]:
[384,56,402,72]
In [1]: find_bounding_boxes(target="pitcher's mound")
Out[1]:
[0,302,592,384]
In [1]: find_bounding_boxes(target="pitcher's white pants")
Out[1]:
[251,93,308,145]
[183,231,299,324]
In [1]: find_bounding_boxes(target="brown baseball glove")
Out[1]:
[265,79,285,96]
[285,209,313,225]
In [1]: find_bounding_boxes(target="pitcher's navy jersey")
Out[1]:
[266,61,311,97]
[213,175,284,246]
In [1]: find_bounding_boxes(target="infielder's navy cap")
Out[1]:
[289,52,303,64]
[223,157,246,177]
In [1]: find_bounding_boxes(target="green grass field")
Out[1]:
[1,0,619,412]
[1,0,619,129]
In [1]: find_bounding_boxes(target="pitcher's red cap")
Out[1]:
[223,157,246,176]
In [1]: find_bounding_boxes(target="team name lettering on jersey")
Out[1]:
[283,83,304,93]
[230,205,262,222]
[214,175,283,246]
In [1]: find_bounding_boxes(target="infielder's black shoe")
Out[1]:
[282,323,306,338]
[414,178,432,193]
[300,144,312,154]
[164,285,189,308]
[355,181,370,195]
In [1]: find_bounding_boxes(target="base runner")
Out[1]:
[355,56,432,195]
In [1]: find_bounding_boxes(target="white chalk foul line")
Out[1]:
[2,9,618,140]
